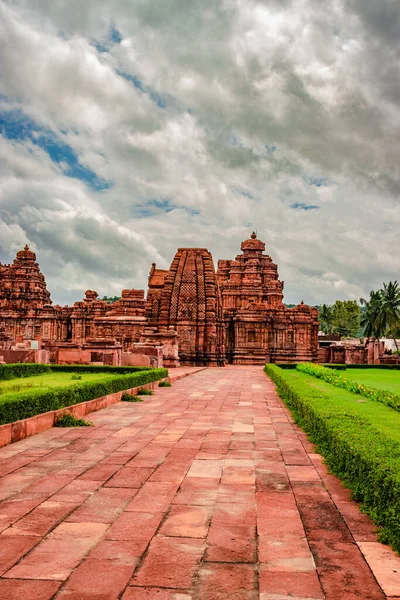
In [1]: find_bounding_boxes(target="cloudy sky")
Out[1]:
[1,0,399,306]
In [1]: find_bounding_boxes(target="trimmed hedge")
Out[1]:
[297,362,400,412]
[50,365,152,374]
[0,368,167,425]
[0,363,51,380]
[0,363,152,382]
[265,364,400,552]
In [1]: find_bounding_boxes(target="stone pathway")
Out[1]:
[0,366,399,600]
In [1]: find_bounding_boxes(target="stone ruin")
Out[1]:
[0,234,320,366]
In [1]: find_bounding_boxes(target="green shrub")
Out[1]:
[50,365,152,374]
[0,368,167,425]
[137,388,153,395]
[297,363,400,412]
[265,364,400,553]
[0,363,51,380]
[71,374,82,380]
[158,381,172,387]
[121,393,143,402]
[55,414,93,427]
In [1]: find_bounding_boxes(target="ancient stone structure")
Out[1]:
[216,233,319,364]
[147,248,225,366]
[0,235,320,365]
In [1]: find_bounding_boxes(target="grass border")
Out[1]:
[265,363,400,553]
[0,368,167,425]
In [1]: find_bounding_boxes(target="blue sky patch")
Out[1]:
[131,199,200,218]
[233,189,254,200]
[118,71,168,109]
[291,202,319,211]
[304,175,329,187]
[0,108,112,191]
[265,144,277,154]
[92,25,122,53]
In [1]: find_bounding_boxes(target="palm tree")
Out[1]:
[360,290,384,338]
[380,281,400,350]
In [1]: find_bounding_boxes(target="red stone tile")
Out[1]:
[3,522,108,580]
[216,484,255,505]
[125,482,178,512]
[66,487,135,523]
[106,511,163,541]
[78,463,121,482]
[259,569,323,599]
[0,579,61,600]
[212,503,256,527]
[104,467,154,488]
[186,460,224,478]
[335,501,378,541]
[310,540,386,600]
[23,474,76,495]
[258,534,315,571]
[0,534,39,575]
[55,557,136,599]
[148,464,189,484]
[296,498,353,542]
[357,541,400,597]
[255,465,290,492]
[206,523,256,562]
[0,494,45,532]
[196,563,257,599]
[6,500,78,537]
[131,535,204,588]
[88,538,146,562]
[160,505,211,538]
[122,588,192,600]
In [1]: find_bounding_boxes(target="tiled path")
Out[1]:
[0,367,399,600]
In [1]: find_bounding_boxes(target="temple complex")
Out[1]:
[216,233,318,364]
[0,234,320,366]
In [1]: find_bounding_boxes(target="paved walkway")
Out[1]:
[0,367,399,600]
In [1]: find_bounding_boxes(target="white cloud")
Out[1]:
[0,0,399,305]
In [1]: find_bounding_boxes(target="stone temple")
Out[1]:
[0,234,319,366]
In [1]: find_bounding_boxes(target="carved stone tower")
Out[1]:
[147,248,225,366]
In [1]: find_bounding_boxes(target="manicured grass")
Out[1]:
[0,367,168,425]
[288,370,400,443]
[344,369,400,394]
[0,372,112,403]
[265,364,400,553]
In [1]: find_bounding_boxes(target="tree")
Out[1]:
[319,304,334,334]
[360,290,384,338]
[331,300,360,337]
[380,281,400,350]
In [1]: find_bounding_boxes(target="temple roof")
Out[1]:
[241,232,266,252]
[16,245,36,261]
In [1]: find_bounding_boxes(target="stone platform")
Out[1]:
[0,367,398,599]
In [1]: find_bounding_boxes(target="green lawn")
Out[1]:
[0,372,113,403]
[343,368,400,394]
[286,370,400,443]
